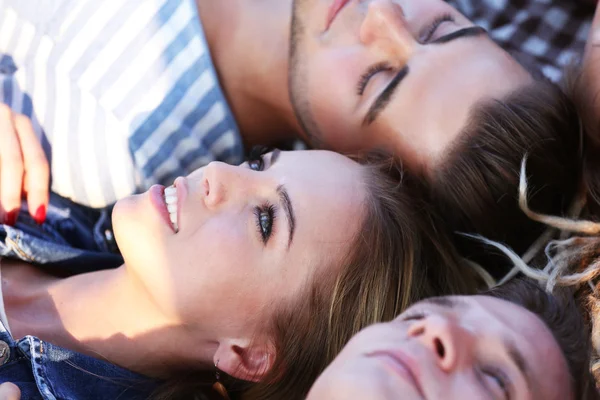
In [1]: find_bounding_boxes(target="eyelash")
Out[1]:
[356,13,455,97]
[247,145,272,171]
[247,146,277,245]
[421,13,455,43]
[356,62,392,96]
[402,311,427,321]
[254,203,276,245]
[479,366,510,399]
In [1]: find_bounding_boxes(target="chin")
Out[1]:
[112,193,168,268]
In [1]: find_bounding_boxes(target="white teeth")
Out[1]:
[163,185,179,232]
[165,194,177,205]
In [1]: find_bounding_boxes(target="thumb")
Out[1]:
[0,383,20,400]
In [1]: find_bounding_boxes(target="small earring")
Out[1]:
[213,360,230,400]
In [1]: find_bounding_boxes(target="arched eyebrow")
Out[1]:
[266,149,295,250]
[362,26,488,127]
[277,184,295,250]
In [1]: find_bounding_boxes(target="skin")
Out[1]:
[1,0,533,217]
[307,295,572,400]
[2,150,366,381]
[578,2,600,133]
[288,0,532,170]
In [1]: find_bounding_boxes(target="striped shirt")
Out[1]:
[0,0,243,207]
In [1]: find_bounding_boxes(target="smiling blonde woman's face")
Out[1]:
[307,295,572,400]
[289,0,532,169]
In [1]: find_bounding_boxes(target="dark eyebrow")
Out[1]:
[362,66,409,126]
[362,26,487,126]
[269,148,281,165]
[421,296,460,309]
[277,184,295,250]
[430,26,487,45]
[505,338,532,392]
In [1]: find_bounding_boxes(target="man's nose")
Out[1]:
[408,314,473,372]
[359,0,415,61]
[202,161,253,210]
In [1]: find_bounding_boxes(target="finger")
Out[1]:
[0,104,24,226]
[13,114,48,224]
[0,382,20,400]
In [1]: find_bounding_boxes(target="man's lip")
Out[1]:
[368,350,425,397]
[325,0,350,31]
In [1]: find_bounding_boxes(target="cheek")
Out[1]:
[308,50,366,145]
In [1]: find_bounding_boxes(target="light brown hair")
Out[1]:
[150,153,479,400]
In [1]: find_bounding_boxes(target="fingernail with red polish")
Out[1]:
[5,211,17,226]
[34,205,46,225]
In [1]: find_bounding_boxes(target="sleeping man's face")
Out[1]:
[289,0,532,170]
[307,295,572,400]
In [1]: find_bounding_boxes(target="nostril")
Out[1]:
[203,179,210,197]
[434,338,445,359]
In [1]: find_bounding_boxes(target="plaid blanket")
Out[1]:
[447,0,594,81]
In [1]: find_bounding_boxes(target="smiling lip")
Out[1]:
[368,350,425,397]
[325,0,350,31]
[149,184,176,233]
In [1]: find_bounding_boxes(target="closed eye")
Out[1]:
[420,13,455,43]
[479,366,511,400]
[357,62,393,96]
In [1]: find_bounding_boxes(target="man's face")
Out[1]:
[289,0,532,170]
[307,295,572,400]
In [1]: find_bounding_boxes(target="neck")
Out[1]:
[196,0,304,146]
[2,261,216,378]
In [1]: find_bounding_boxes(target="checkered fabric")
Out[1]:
[447,0,594,81]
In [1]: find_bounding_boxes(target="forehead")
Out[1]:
[379,36,532,168]
[470,296,572,399]
[275,150,367,270]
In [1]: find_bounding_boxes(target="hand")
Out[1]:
[0,382,20,400]
[0,104,49,225]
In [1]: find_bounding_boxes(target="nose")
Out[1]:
[359,0,414,61]
[202,161,251,210]
[407,314,472,372]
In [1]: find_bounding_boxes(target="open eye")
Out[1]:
[254,204,276,245]
[247,146,272,171]
[248,156,264,172]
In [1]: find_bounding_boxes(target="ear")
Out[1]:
[214,338,275,382]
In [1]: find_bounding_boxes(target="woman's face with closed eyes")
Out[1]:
[307,295,572,400]
[112,150,366,345]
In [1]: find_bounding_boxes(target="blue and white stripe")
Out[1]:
[0,0,243,207]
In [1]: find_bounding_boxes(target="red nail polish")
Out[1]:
[34,205,46,225]
[5,211,17,226]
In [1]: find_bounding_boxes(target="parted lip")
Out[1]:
[367,349,425,398]
[325,0,351,31]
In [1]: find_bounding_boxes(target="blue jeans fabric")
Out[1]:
[0,194,159,399]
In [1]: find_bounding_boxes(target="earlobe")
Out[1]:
[213,339,275,382]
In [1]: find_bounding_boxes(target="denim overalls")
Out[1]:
[0,194,159,399]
